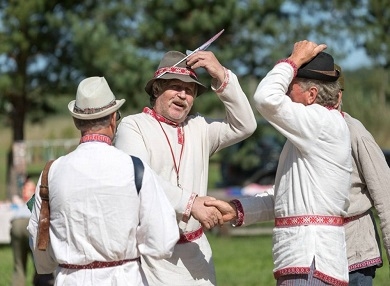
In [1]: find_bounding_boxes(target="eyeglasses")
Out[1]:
[115,111,121,121]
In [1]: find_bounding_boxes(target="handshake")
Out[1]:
[190,196,239,230]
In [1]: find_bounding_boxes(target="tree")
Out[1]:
[0,0,154,142]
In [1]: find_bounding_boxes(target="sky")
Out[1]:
[339,48,372,70]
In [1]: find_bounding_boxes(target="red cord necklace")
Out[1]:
[143,107,185,188]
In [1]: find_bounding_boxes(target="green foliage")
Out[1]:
[341,67,390,147]
[1,0,389,143]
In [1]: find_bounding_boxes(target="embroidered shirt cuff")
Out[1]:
[276,58,298,78]
[212,67,229,93]
[230,199,244,227]
[182,193,198,223]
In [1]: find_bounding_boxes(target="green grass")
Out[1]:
[0,244,36,286]
[208,231,390,286]
[1,232,388,285]
[208,233,274,285]
[1,112,390,285]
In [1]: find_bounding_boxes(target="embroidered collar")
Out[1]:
[143,107,180,126]
[143,106,185,187]
[79,134,112,145]
[325,106,344,117]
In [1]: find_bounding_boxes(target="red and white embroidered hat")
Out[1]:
[144,51,208,97]
[68,77,125,120]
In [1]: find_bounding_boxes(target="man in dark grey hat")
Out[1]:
[28,76,179,285]
[115,50,257,285]
[206,41,352,285]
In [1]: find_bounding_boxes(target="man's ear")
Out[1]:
[307,86,318,105]
[335,91,343,110]
[110,113,117,129]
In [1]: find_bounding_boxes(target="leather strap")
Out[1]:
[37,160,55,251]
[130,156,144,194]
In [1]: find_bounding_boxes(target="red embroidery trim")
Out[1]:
[274,267,348,286]
[143,107,184,144]
[215,67,229,93]
[313,270,348,286]
[325,106,345,117]
[230,199,244,227]
[275,215,344,227]
[79,134,112,145]
[143,107,185,187]
[59,258,139,269]
[182,193,198,223]
[276,58,298,77]
[274,266,310,278]
[154,67,198,79]
[177,227,203,244]
[348,257,383,272]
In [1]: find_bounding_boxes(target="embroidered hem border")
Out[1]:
[274,267,348,286]
[275,215,344,227]
[349,257,383,272]
[177,227,203,244]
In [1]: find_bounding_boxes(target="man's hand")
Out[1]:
[190,196,224,230]
[186,51,225,83]
[204,200,237,223]
[288,40,327,68]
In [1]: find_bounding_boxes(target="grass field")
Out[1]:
[0,231,388,286]
[1,115,389,285]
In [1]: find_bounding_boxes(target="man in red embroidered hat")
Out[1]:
[115,50,257,285]
[206,41,352,285]
[27,76,179,285]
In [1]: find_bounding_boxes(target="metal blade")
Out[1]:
[156,29,225,78]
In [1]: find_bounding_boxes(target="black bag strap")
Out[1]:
[130,156,144,194]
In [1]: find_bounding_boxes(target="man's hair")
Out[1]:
[73,114,112,133]
[150,79,198,106]
[296,78,341,107]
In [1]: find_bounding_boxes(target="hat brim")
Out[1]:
[145,73,208,97]
[68,99,126,120]
[297,69,340,82]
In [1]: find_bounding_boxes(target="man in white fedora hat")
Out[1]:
[28,76,179,286]
[115,50,257,285]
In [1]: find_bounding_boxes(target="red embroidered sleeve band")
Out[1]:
[214,67,229,93]
[276,58,298,78]
[230,199,244,227]
[182,193,198,223]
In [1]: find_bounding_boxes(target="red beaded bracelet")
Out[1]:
[230,199,244,227]
[276,58,298,77]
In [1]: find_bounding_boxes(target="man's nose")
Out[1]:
[177,89,186,98]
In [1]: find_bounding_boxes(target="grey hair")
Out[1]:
[73,114,112,133]
[296,78,341,107]
[149,79,198,107]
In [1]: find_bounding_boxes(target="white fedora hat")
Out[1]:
[68,77,125,120]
